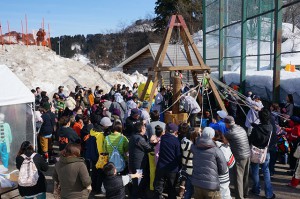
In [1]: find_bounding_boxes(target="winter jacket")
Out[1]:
[80,123,94,155]
[250,123,273,149]
[209,119,227,135]
[225,124,250,160]
[16,152,48,197]
[245,98,263,128]
[191,138,227,191]
[181,137,193,175]
[53,156,91,199]
[103,132,129,160]
[153,92,164,112]
[156,133,181,172]
[58,126,81,151]
[285,123,300,143]
[40,112,53,136]
[90,128,105,154]
[183,95,201,114]
[128,134,154,172]
[109,101,127,121]
[65,97,76,111]
[140,108,151,124]
[73,122,83,137]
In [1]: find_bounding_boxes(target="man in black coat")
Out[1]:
[128,121,154,198]
[125,108,142,138]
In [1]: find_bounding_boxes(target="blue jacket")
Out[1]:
[156,133,181,172]
[209,119,227,134]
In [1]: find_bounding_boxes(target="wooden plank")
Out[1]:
[208,78,226,111]
[157,15,176,69]
[154,66,209,71]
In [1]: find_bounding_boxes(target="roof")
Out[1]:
[116,43,219,69]
[0,65,35,106]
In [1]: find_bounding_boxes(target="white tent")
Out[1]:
[0,64,35,172]
[0,65,34,106]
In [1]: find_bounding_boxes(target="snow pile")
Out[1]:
[0,45,147,95]
[72,54,90,65]
[212,70,300,105]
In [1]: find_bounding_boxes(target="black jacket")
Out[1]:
[58,126,81,151]
[250,123,273,149]
[128,134,154,172]
[40,112,53,136]
[103,175,125,199]
[156,133,181,172]
[16,152,48,197]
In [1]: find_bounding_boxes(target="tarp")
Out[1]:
[0,65,35,106]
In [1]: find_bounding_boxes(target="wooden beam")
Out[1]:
[208,78,226,111]
[154,66,210,71]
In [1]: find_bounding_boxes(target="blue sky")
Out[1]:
[0,0,156,37]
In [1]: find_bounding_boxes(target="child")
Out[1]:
[103,162,143,199]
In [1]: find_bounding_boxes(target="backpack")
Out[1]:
[106,136,125,172]
[18,153,39,187]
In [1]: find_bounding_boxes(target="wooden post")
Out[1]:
[172,76,182,114]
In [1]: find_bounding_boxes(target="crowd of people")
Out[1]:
[13,82,300,199]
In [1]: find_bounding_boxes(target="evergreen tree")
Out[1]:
[154,0,202,34]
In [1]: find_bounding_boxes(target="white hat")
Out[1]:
[217,110,228,119]
[201,127,215,140]
[100,117,112,127]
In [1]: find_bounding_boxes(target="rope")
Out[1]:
[159,84,201,115]
[211,76,290,121]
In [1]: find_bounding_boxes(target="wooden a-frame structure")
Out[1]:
[140,15,226,112]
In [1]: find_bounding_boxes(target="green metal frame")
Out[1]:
[202,0,292,103]
[219,0,224,81]
[202,0,206,63]
[240,0,247,94]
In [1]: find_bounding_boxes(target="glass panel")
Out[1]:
[206,0,220,31]
[259,55,273,70]
[246,18,258,56]
[247,0,274,18]
[224,23,241,57]
[206,59,219,69]
[223,57,241,71]
[224,0,242,26]
[206,30,219,59]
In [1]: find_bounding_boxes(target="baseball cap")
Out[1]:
[166,123,178,133]
[217,110,228,119]
[224,116,235,125]
[201,127,215,140]
[100,117,112,127]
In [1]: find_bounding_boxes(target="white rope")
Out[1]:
[159,84,201,115]
[211,76,290,121]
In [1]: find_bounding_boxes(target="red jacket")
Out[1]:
[285,122,300,142]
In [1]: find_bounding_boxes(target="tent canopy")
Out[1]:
[0,65,35,106]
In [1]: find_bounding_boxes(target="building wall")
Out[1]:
[123,50,153,75]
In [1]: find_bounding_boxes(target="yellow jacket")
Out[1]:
[90,129,104,154]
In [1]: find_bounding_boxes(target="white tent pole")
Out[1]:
[31,103,37,151]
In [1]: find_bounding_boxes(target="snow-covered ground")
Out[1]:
[0,45,146,96]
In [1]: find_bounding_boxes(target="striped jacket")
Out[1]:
[225,124,251,160]
[181,137,193,175]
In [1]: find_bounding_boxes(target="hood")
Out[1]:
[196,137,216,149]
[256,123,273,136]
[114,93,124,103]
[60,156,85,164]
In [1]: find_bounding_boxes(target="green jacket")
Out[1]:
[53,156,91,199]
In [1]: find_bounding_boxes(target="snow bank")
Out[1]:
[0,45,147,96]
